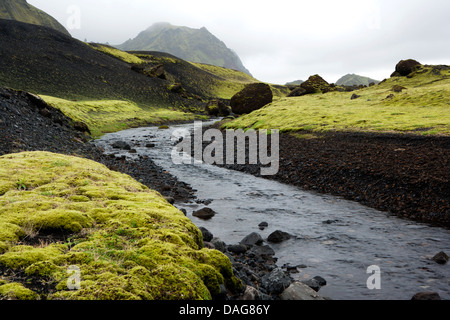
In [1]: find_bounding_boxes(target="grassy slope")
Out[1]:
[0,151,240,300]
[224,67,450,135]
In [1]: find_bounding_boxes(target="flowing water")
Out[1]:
[95,121,450,300]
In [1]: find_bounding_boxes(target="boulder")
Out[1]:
[260,268,292,295]
[302,276,327,292]
[281,282,326,300]
[287,86,307,97]
[267,230,291,243]
[230,83,273,115]
[393,59,422,77]
[258,221,269,230]
[240,232,264,247]
[205,99,231,117]
[432,251,449,265]
[192,207,216,220]
[300,75,333,94]
[351,94,361,100]
[199,227,213,242]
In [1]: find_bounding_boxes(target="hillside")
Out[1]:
[0,19,210,136]
[117,22,252,76]
[223,63,450,135]
[0,0,69,36]
[336,74,380,86]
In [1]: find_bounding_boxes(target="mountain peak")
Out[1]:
[117,23,252,76]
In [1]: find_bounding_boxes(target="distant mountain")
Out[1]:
[286,80,304,86]
[336,74,380,86]
[0,0,70,36]
[117,22,252,76]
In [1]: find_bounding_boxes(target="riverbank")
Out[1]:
[0,87,304,300]
[205,122,450,229]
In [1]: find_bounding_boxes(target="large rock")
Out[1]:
[267,230,291,243]
[432,251,449,265]
[393,59,422,77]
[260,268,292,295]
[300,75,334,94]
[281,282,326,300]
[192,207,216,220]
[240,232,264,247]
[230,83,273,115]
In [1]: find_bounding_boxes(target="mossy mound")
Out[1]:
[0,152,241,300]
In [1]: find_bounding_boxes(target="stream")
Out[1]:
[94,120,450,300]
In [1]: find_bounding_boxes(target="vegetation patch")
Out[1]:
[39,96,206,138]
[0,152,241,300]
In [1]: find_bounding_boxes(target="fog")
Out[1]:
[28,0,450,84]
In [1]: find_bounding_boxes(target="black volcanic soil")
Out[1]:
[205,124,450,229]
[0,87,195,203]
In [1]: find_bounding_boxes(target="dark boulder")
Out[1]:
[227,244,248,255]
[267,230,291,243]
[261,268,292,295]
[300,75,334,94]
[240,232,264,247]
[287,86,307,97]
[302,276,327,292]
[351,94,361,100]
[192,207,216,220]
[432,251,449,265]
[199,227,213,242]
[393,59,421,77]
[230,83,273,115]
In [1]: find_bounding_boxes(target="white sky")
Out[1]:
[28,0,450,84]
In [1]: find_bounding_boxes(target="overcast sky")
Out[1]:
[28,0,450,84]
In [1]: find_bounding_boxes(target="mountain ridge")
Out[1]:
[117,22,252,76]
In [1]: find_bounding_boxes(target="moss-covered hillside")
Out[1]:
[0,0,70,36]
[223,65,450,136]
[0,152,241,300]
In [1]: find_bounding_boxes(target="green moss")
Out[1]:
[0,151,240,300]
[0,282,39,300]
[0,244,66,269]
[38,96,203,138]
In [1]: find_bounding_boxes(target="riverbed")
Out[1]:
[94,120,450,300]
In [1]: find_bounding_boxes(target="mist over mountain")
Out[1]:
[336,74,380,86]
[0,0,70,36]
[117,22,252,76]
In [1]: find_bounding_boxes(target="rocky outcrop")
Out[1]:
[230,83,273,115]
[287,74,334,97]
[392,59,422,77]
